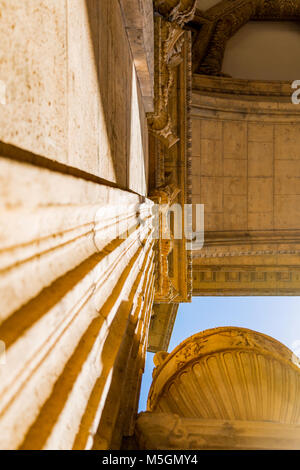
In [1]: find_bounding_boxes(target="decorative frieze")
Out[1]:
[192,265,300,296]
[148,11,193,304]
[136,413,300,450]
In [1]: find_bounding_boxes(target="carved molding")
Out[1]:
[148,13,193,303]
[148,327,300,419]
[136,413,300,449]
[192,74,295,97]
[191,0,300,75]
[147,17,185,148]
[198,0,257,76]
[193,265,300,296]
[154,0,197,25]
[150,184,181,301]
[148,1,195,147]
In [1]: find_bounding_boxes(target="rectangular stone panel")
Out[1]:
[192,119,201,156]
[223,121,247,159]
[275,160,300,195]
[223,195,247,230]
[224,177,247,195]
[275,124,300,160]
[201,119,222,140]
[200,139,223,176]
[275,195,300,229]
[248,142,273,177]
[224,159,247,177]
[204,213,224,231]
[248,123,273,143]
[192,174,201,194]
[248,177,273,213]
[200,177,223,212]
[192,156,201,176]
[248,212,274,230]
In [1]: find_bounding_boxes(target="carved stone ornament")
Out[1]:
[147,17,185,148]
[136,412,300,450]
[154,0,197,25]
[136,327,300,449]
[148,326,300,421]
[148,1,195,148]
[192,0,300,75]
[150,184,181,301]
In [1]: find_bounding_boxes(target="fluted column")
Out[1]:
[0,157,155,449]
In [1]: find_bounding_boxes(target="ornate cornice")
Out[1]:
[148,9,193,303]
[198,0,257,76]
[191,0,300,75]
[148,1,196,147]
[147,17,185,148]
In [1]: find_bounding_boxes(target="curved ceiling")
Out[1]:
[191,0,300,79]
[196,0,221,11]
[222,20,300,80]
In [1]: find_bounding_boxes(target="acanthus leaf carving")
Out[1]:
[147,18,185,148]
[150,184,182,302]
[154,0,197,25]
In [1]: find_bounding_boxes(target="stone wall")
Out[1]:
[0,0,155,449]
[192,82,300,233]
[191,75,300,295]
[0,0,151,194]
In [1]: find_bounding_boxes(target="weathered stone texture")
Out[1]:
[191,75,300,296]
[0,0,150,194]
[0,0,155,450]
[0,158,155,449]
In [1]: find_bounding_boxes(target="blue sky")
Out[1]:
[139,296,300,411]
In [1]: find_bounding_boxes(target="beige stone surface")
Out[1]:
[192,75,300,295]
[0,0,67,160]
[148,304,179,353]
[191,76,300,296]
[0,0,156,451]
[118,0,154,112]
[136,414,300,450]
[0,157,155,449]
[0,0,149,194]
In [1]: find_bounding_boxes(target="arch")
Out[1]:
[192,0,300,75]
